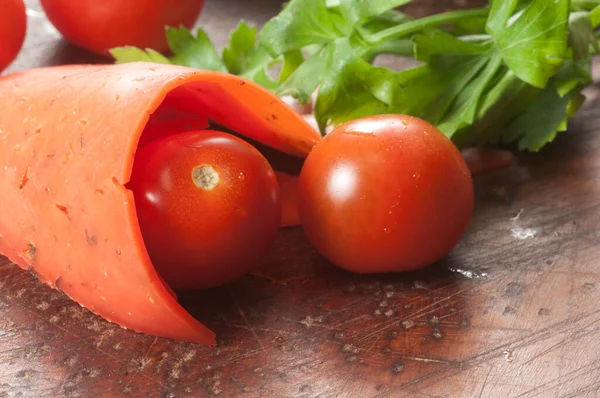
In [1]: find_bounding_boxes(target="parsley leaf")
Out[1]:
[223,21,279,89]
[276,45,331,103]
[313,40,387,130]
[568,11,600,61]
[279,50,305,83]
[553,59,592,96]
[167,26,227,72]
[452,70,540,148]
[486,0,569,88]
[413,29,493,62]
[502,86,571,151]
[339,0,411,24]
[110,47,171,64]
[362,9,412,32]
[437,53,503,135]
[259,0,349,56]
[110,0,598,152]
[590,5,600,27]
[314,58,393,131]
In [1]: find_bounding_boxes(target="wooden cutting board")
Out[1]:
[2,0,600,396]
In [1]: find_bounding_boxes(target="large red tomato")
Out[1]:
[40,0,204,55]
[297,115,474,274]
[0,0,26,72]
[128,130,281,289]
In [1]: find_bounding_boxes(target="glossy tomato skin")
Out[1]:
[0,0,26,72]
[298,115,474,274]
[40,0,204,55]
[128,130,281,289]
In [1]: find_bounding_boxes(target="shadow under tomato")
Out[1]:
[175,226,465,342]
[45,39,111,67]
[169,227,487,396]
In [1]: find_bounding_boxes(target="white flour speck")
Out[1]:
[511,228,538,240]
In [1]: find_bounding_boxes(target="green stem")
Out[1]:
[571,0,600,10]
[362,34,492,62]
[459,34,493,42]
[366,8,489,45]
[367,38,415,58]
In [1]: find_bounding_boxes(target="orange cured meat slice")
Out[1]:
[0,62,320,344]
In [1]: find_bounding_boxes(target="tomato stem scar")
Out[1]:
[192,165,219,190]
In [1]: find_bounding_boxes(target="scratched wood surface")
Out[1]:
[2,0,600,397]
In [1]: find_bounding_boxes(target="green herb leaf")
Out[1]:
[437,53,503,135]
[401,31,492,124]
[405,59,489,125]
[110,47,171,64]
[502,86,571,151]
[591,5,600,27]
[223,21,266,74]
[486,0,569,88]
[259,0,349,56]
[339,0,411,24]
[568,11,600,61]
[314,39,387,131]
[314,32,498,137]
[222,21,279,89]
[276,46,330,103]
[167,26,228,72]
[362,9,412,33]
[279,50,305,82]
[112,0,597,153]
[451,16,488,35]
[314,58,392,132]
[413,29,493,62]
[452,70,540,148]
[552,59,592,96]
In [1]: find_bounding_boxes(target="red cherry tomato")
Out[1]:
[297,115,474,274]
[40,0,204,55]
[128,130,281,289]
[0,0,26,72]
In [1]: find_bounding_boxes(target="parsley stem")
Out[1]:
[366,8,489,45]
[366,38,414,58]
[571,0,600,9]
[459,34,492,42]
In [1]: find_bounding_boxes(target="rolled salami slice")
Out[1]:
[0,62,320,344]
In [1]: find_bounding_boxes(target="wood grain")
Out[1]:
[2,0,600,397]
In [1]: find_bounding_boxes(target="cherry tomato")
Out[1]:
[40,0,204,55]
[297,115,474,274]
[0,0,26,72]
[128,130,281,289]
